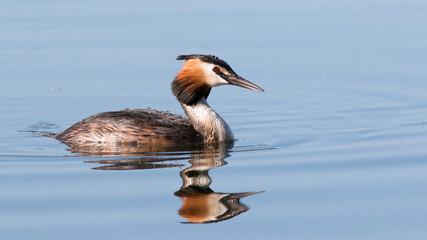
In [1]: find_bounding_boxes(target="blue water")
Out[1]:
[1,0,427,239]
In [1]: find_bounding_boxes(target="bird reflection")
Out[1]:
[174,143,263,223]
[87,142,263,223]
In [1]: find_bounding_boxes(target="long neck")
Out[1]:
[180,98,234,143]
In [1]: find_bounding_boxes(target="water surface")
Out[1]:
[1,0,427,239]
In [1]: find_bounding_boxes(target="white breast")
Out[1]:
[181,98,234,142]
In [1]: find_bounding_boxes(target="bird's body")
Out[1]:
[54,54,263,151]
[55,109,203,145]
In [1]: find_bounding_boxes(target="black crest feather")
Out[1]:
[176,54,235,74]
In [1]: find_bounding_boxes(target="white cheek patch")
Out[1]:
[201,63,229,87]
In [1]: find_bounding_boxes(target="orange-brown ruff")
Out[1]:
[53,54,263,151]
[173,58,212,104]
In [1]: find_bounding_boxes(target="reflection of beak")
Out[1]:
[221,73,264,92]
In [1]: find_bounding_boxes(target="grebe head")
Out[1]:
[172,54,264,105]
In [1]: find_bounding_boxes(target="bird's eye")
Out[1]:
[212,66,220,73]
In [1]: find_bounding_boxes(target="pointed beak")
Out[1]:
[222,74,264,92]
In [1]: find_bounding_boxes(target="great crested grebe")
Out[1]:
[53,54,264,148]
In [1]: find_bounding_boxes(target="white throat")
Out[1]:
[180,98,234,142]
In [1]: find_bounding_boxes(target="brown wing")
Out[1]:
[55,109,203,147]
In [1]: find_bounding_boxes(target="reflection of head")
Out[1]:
[175,188,262,223]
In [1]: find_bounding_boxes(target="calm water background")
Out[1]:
[1,0,427,239]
